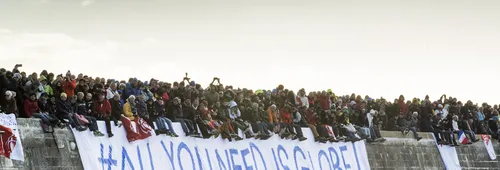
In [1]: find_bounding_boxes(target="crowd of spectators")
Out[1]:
[0,65,497,145]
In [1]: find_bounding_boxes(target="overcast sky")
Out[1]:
[1,0,499,103]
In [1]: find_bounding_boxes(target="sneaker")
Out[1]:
[315,137,327,143]
[108,133,114,138]
[212,130,220,138]
[155,130,161,136]
[171,133,179,137]
[116,122,122,127]
[299,137,307,141]
[93,131,105,137]
[416,137,422,141]
[260,134,271,140]
[235,136,243,141]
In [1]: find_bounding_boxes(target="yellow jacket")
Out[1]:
[123,102,135,120]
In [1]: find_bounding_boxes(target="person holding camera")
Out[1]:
[62,71,77,98]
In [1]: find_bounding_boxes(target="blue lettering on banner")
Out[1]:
[328,147,341,170]
[249,142,266,170]
[240,148,253,170]
[277,145,291,170]
[136,145,144,170]
[98,143,117,170]
[318,150,331,170]
[146,143,154,170]
[90,140,367,170]
[339,146,350,170]
[294,146,309,170]
[122,146,135,170]
[177,142,196,170]
[160,141,175,170]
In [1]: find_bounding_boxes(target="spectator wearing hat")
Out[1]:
[38,75,53,98]
[1,91,18,115]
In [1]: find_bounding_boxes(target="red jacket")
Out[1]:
[23,99,39,117]
[280,108,292,124]
[93,99,111,117]
[62,80,77,97]
[306,110,317,125]
[318,95,330,110]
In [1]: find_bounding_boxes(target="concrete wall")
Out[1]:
[0,118,83,170]
[1,118,499,170]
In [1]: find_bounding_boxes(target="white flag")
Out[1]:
[481,134,496,160]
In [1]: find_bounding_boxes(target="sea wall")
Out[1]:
[0,118,499,170]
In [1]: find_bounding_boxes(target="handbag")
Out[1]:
[75,114,89,125]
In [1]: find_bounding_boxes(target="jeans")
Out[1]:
[174,118,194,134]
[156,117,175,133]
[83,115,99,131]
[251,122,270,135]
[409,127,420,139]
[463,130,477,141]
[32,112,59,126]
[358,127,371,138]
[97,116,114,134]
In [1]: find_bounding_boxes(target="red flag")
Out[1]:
[0,124,17,159]
[136,117,153,140]
[120,116,153,143]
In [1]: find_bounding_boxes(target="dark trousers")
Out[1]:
[369,126,383,139]
[283,123,304,137]
[195,118,210,138]
[317,125,330,137]
[57,114,79,128]
[252,122,270,135]
[97,116,113,134]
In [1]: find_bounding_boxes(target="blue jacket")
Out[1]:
[124,83,142,99]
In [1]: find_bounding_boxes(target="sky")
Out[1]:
[0,0,499,104]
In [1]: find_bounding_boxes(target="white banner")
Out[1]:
[0,113,24,161]
[72,121,371,170]
[481,135,496,160]
[433,135,461,170]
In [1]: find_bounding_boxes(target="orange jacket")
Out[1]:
[62,80,77,97]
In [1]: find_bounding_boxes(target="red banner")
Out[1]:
[0,124,17,159]
[120,116,153,143]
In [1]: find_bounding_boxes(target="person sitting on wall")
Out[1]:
[458,114,479,143]
[1,91,18,116]
[366,109,386,142]
[167,97,197,137]
[92,93,113,137]
[56,92,86,131]
[36,93,64,130]
[155,98,178,137]
[73,93,104,137]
